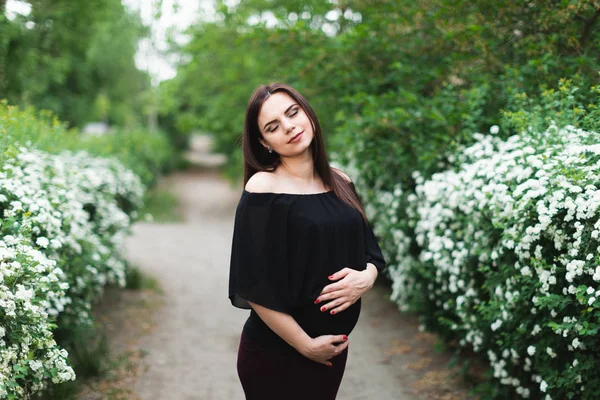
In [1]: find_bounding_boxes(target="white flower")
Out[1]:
[490,125,500,135]
[10,200,23,211]
[29,360,43,372]
[527,345,536,356]
[4,235,17,246]
[587,287,595,294]
[15,284,34,301]
[520,266,532,276]
[572,338,581,349]
[594,266,600,281]
[588,297,596,306]
[491,319,503,331]
[36,237,49,248]
[540,380,548,392]
[566,272,575,282]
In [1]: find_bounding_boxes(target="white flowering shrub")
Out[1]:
[413,122,600,398]
[343,121,600,399]
[326,77,600,399]
[0,146,144,398]
[332,159,424,313]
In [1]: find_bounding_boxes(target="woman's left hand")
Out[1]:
[315,267,377,315]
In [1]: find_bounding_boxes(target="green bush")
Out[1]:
[0,100,178,187]
[163,0,600,189]
[0,101,173,397]
[340,80,600,399]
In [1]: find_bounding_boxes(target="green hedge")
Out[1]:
[0,101,176,397]
[335,81,600,399]
[0,100,178,187]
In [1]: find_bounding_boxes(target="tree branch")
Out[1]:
[581,7,600,48]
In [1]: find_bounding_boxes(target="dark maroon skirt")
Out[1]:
[237,329,349,400]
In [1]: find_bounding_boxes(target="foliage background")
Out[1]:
[2,0,600,398]
[0,1,180,396]
[156,0,600,398]
[0,0,154,129]
[160,0,599,185]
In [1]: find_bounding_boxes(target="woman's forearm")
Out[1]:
[247,301,312,353]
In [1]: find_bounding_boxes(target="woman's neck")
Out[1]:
[277,153,317,184]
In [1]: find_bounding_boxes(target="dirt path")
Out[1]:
[121,166,476,400]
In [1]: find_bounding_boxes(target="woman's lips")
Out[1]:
[289,131,304,143]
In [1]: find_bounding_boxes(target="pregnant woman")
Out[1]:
[228,82,387,400]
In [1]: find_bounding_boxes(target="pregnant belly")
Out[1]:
[292,297,361,338]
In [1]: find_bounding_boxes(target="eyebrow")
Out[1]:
[263,104,298,130]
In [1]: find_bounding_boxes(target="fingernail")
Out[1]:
[320,306,326,312]
[343,335,347,341]
[330,310,336,315]
[314,299,320,304]
[328,275,334,279]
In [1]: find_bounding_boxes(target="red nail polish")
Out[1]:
[343,335,347,341]
[328,275,334,279]
[331,310,336,315]
[320,306,326,312]
[314,299,320,304]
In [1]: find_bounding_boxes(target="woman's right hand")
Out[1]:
[298,334,349,366]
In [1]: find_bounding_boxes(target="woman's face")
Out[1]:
[257,92,314,157]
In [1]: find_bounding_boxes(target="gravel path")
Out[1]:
[123,153,475,399]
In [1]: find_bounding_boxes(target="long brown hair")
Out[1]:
[240,82,368,222]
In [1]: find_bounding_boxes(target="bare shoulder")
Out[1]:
[332,167,352,183]
[245,171,276,193]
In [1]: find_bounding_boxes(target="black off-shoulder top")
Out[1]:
[228,182,386,354]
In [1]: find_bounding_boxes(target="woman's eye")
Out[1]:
[267,110,298,132]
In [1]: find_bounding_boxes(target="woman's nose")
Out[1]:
[281,118,295,132]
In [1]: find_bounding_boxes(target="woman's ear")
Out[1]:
[258,138,269,150]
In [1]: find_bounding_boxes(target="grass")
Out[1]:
[137,185,183,223]
[125,263,162,292]
[36,324,110,400]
